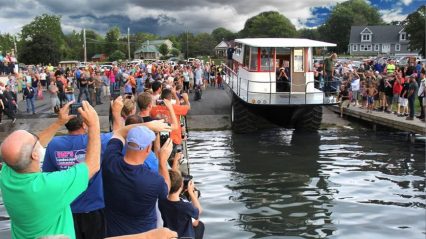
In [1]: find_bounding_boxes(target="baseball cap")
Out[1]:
[126,126,156,151]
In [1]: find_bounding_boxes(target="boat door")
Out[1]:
[291,48,307,92]
[275,47,291,92]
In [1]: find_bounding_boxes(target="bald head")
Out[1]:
[1,130,37,172]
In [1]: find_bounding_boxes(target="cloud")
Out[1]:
[380,9,407,23]
[0,0,415,36]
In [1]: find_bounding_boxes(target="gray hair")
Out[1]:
[9,144,32,172]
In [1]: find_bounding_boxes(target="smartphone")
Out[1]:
[69,103,82,115]
[159,131,170,147]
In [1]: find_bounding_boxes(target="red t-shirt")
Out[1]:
[393,78,404,94]
[150,105,189,145]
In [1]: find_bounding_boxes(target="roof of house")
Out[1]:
[349,25,405,44]
[235,38,336,48]
[141,39,170,46]
[92,54,105,59]
[215,41,230,49]
[134,45,159,54]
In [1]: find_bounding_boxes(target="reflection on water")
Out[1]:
[0,128,425,239]
[187,129,425,239]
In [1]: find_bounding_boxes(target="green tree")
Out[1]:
[177,32,195,58]
[170,48,180,57]
[108,50,125,61]
[105,27,121,55]
[193,33,216,56]
[0,33,15,55]
[85,30,104,60]
[19,34,60,65]
[159,43,169,56]
[403,5,426,58]
[298,28,321,40]
[318,0,383,53]
[211,27,236,43]
[20,14,66,58]
[239,11,297,38]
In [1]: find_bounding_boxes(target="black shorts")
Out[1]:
[72,209,106,239]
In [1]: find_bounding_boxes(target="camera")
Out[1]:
[69,103,82,115]
[183,174,193,188]
[159,131,170,147]
[156,99,165,105]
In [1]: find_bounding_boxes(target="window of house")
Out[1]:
[353,44,357,51]
[400,33,406,41]
[374,44,380,51]
[395,44,401,51]
[361,34,371,42]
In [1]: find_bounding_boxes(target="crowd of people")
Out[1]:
[313,54,426,121]
[0,59,222,239]
[0,59,225,124]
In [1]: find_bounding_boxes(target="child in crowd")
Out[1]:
[366,82,378,113]
[216,72,223,89]
[337,84,350,117]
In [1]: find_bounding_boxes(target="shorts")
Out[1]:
[392,94,399,104]
[367,96,374,105]
[386,95,393,105]
[399,97,408,107]
[352,91,359,100]
[340,100,350,109]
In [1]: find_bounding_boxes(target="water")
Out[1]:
[187,129,425,239]
[0,128,425,238]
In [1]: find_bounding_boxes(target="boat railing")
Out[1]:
[222,64,340,105]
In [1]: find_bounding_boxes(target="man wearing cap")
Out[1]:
[42,97,124,239]
[406,74,419,120]
[102,123,173,237]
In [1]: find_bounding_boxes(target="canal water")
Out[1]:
[0,127,425,238]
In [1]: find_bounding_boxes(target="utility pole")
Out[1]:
[128,27,131,60]
[186,27,189,59]
[13,35,17,57]
[83,28,87,63]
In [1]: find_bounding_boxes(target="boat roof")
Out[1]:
[235,38,336,48]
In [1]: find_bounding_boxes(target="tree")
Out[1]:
[239,11,297,38]
[20,14,66,58]
[193,33,217,56]
[403,5,426,58]
[298,28,321,40]
[318,0,383,53]
[105,27,121,55]
[108,50,125,61]
[211,27,236,43]
[0,33,14,55]
[159,43,169,56]
[170,48,180,57]
[19,34,60,65]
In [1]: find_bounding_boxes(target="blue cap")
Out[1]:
[126,126,156,151]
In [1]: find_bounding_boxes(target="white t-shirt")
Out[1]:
[351,78,360,91]
[40,72,47,81]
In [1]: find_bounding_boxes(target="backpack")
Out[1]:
[194,86,202,101]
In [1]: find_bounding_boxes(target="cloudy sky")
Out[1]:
[0,0,423,36]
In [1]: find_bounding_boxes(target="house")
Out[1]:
[91,53,107,62]
[348,25,418,56]
[214,40,235,57]
[134,39,173,59]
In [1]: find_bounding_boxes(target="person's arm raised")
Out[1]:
[112,120,172,144]
[111,96,124,131]
[159,138,173,191]
[78,101,101,179]
[163,99,178,131]
[37,101,75,147]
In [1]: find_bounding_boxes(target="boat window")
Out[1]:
[294,48,304,72]
[260,47,274,71]
[243,46,250,67]
[249,47,258,71]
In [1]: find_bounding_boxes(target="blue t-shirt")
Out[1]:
[159,198,199,238]
[42,132,113,213]
[102,139,168,237]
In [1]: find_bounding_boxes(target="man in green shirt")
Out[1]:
[323,53,337,96]
[0,101,101,239]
